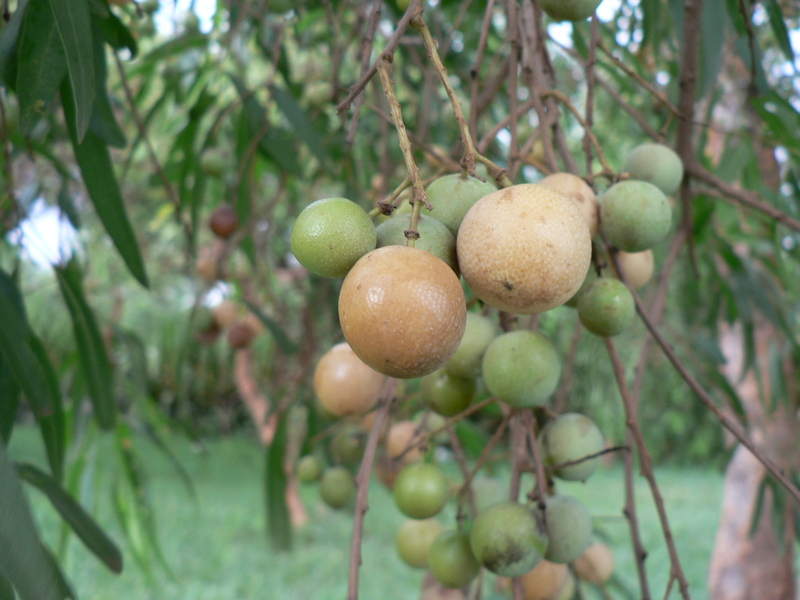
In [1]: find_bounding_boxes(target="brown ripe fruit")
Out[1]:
[314,342,387,417]
[213,300,243,330]
[457,184,592,315]
[339,246,467,379]
[612,249,655,289]
[386,420,425,464]
[209,205,239,239]
[196,255,218,282]
[572,542,614,584]
[519,560,569,600]
[243,312,266,338]
[227,321,255,349]
[539,173,599,238]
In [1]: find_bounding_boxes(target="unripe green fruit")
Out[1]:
[445,313,499,379]
[600,181,671,252]
[428,530,481,588]
[296,455,323,483]
[422,369,476,417]
[424,173,497,237]
[577,278,635,337]
[541,495,592,564]
[540,413,604,482]
[482,331,561,408]
[564,267,597,308]
[375,214,459,275]
[539,0,603,21]
[396,518,444,568]
[393,463,449,519]
[624,143,684,196]
[2,94,19,137]
[470,501,548,577]
[200,148,228,178]
[291,198,377,278]
[330,424,367,467]
[320,467,356,509]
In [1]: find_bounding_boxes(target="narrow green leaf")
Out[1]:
[140,425,196,502]
[0,569,14,600]
[54,261,115,430]
[265,414,292,552]
[271,85,328,167]
[243,302,298,355]
[0,0,29,87]
[94,10,137,57]
[454,420,489,458]
[698,0,726,99]
[0,354,21,444]
[47,0,94,141]
[88,19,125,148]
[763,0,794,63]
[57,185,81,230]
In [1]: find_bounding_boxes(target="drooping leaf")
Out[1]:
[271,85,328,168]
[265,414,292,552]
[0,354,21,444]
[698,0,726,99]
[0,569,14,600]
[243,302,298,355]
[94,10,137,57]
[763,0,794,63]
[88,19,125,148]
[0,0,29,87]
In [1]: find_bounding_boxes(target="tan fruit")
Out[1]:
[612,249,654,289]
[213,300,243,330]
[196,255,218,282]
[243,312,266,338]
[520,560,569,600]
[339,246,467,379]
[572,542,614,584]
[314,342,387,417]
[539,173,599,237]
[386,420,425,464]
[227,321,255,349]
[457,184,592,315]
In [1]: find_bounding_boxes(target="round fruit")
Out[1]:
[313,342,387,417]
[577,278,636,337]
[375,214,459,275]
[540,413,604,482]
[200,149,228,178]
[330,424,367,467]
[564,267,597,308]
[482,331,561,408]
[457,184,592,315]
[386,420,426,464]
[422,369,476,417]
[338,246,467,379]
[396,0,412,11]
[191,305,215,335]
[423,173,497,237]
[2,94,19,137]
[290,197,377,278]
[572,542,614,584]
[624,143,684,196]
[600,181,671,252]
[520,559,569,600]
[396,518,444,568]
[538,0,603,21]
[394,463,449,519]
[213,299,242,329]
[445,313,499,380]
[613,249,655,289]
[539,173,599,237]
[296,455,323,483]
[227,321,255,349]
[319,466,356,509]
[469,502,548,577]
[554,572,576,600]
[209,205,239,239]
[542,495,592,564]
[428,530,481,588]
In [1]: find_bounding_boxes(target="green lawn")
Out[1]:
[7,426,724,600]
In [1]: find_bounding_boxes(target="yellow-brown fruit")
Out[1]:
[572,542,614,584]
[339,246,467,379]
[313,342,387,417]
[195,255,218,282]
[213,300,243,330]
[520,560,569,600]
[457,184,592,315]
[539,173,599,237]
[612,249,655,289]
[227,321,255,349]
[386,420,425,464]
[243,312,266,338]
[209,205,239,239]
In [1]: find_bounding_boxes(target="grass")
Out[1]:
[7,426,725,600]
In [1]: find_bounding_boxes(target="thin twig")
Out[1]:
[346,0,382,145]
[623,429,652,600]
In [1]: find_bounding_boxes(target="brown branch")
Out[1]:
[553,321,582,413]
[468,0,497,137]
[623,429,652,600]
[234,348,276,445]
[584,17,600,175]
[448,426,477,519]
[509,411,525,502]
[346,0,382,145]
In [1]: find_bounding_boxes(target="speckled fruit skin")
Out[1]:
[577,278,635,337]
[520,559,569,600]
[613,249,654,289]
[573,542,615,584]
[320,467,356,509]
[624,143,684,195]
[600,181,671,252]
[542,495,592,564]
[539,0,603,21]
[470,502,548,577]
[424,173,497,237]
[313,342,387,417]
[386,420,426,464]
[375,214,459,275]
[393,463,449,519]
[482,331,561,408]
[540,413,604,482]
[539,173,599,237]
[429,530,481,588]
[296,455,323,483]
[396,518,444,568]
[422,369,476,416]
[290,197,377,278]
[457,184,592,315]
[339,246,467,379]
[445,313,499,379]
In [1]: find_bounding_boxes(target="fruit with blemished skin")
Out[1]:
[572,542,615,584]
[386,420,426,464]
[226,321,254,349]
[319,467,356,509]
[296,455,323,483]
[540,413,604,482]
[338,246,467,379]
[445,313,499,380]
[457,184,592,315]
[423,173,498,237]
[539,173,600,237]
[393,463,449,519]
[613,249,655,289]
[541,495,593,564]
[210,205,239,239]
[624,143,684,195]
[482,331,561,408]
[422,369,476,417]
[396,518,444,568]
[520,559,570,600]
[314,342,387,417]
[538,0,603,21]
[428,530,481,588]
[577,278,635,337]
[376,214,459,276]
[470,501,548,577]
[600,181,671,252]
[330,424,367,467]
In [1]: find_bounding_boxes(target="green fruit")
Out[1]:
[422,369,476,417]
[330,424,367,467]
[200,148,228,177]
[577,278,635,337]
[297,455,323,483]
[396,518,444,568]
[540,413,604,482]
[141,0,160,13]
[375,214,459,275]
[2,94,19,138]
[538,0,603,21]
[396,0,412,10]
[393,463,449,519]
[482,331,561,408]
[542,495,592,564]
[320,466,356,509]
[445,313,499,379]
[428,530,481,588]
[424,173,497,237]
[469,501,548,577]
[291,198,377,278]
[624,143,684,196]
[600,181,671,252]
[564,267,597,308]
